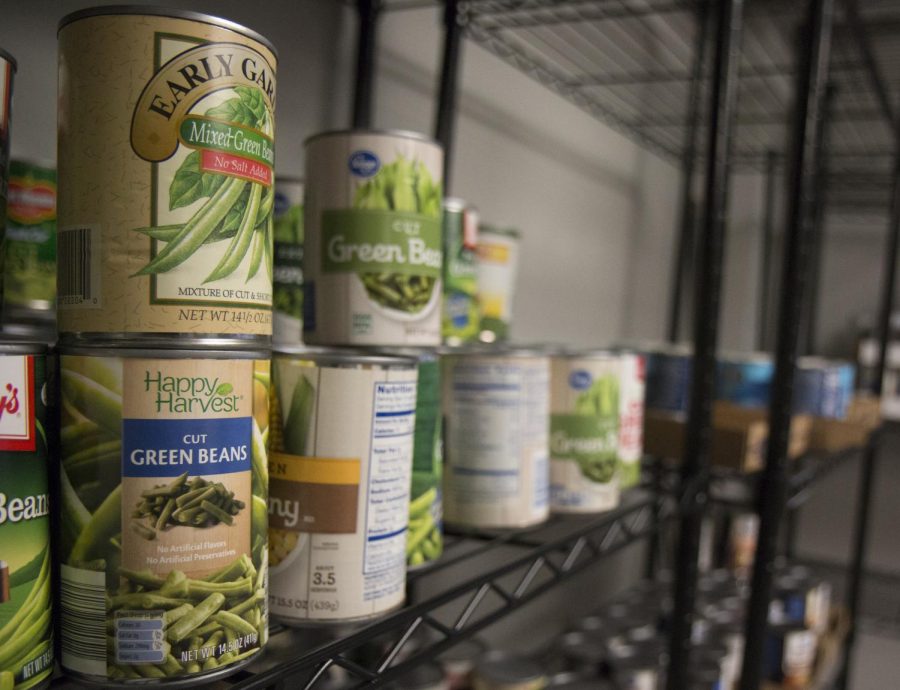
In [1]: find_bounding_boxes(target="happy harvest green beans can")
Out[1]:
[58,346,270,683]
[57,8,277,341]
[268,348,417,624]
[303,130,443,347]
[550,351,622,514]
[0,342,54,690]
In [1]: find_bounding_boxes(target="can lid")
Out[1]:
[304,128,442,148]
[0,340,48,356]
[443,197,467,212]
[373,346,440,362]
[0,47,17,70]
[478,223,520,239]
[274,345,418,369]
[57,342,267,359]
[474,651,545,684]
[58,5,278,57]
[440,344,549,359]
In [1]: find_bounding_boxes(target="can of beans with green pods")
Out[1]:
[442,347,550,529]
[267,347,417,624]
[0,341,54,690]
[549,351,621,514]
[442,199,479,345]
[0,48,16,310]
[272,177,304,344]
[380,348,443,569]
[475,225,520,343]
[3,159,57,324]
[57,8,277,342]
[58,344,270,683]
[303,130,443,346]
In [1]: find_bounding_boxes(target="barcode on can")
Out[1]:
[58,225,102,308]
[60,564,107,676]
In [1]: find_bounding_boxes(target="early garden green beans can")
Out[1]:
[0,342,53,690]
[58,346,270,683]
[303,130,443,347]
[57,8,277,341]
[268,348,417,624]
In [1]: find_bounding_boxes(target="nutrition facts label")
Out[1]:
[115,615,166,664]
[364,381,416,580]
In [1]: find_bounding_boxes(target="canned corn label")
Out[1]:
[550,357,621,513]
[59,354,269,681]
[475,226,519,342]
[0,353,54,689]
[57,14,277,336]
[268,356,417,622]
[304,132,443,346]
[272,179,304,343]
[408,354,442,568]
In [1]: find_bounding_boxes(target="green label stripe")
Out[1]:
[550,414,618,461]
[179,117,274,167]
[322,209,441,278]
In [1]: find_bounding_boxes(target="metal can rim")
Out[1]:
[0,340,48,355]
[57,344,268,359]
[443,197,467,212]
[304,128,442,148]
[57,5,278,57]
[0,46,17,70]
[373,346,439,361]
[58,333,269,348]
[274,345,417,369]
[439,344,549,359]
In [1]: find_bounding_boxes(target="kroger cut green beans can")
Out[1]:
[4,160,57,323]
[442,348,550,529]
[303,130,443,347]
[550,351,621,514]
[442,199,479,345]
[268,348,417,624]
[0,342,53,690]
[58,346,270,683]
[272,177,304,344]
[57,8,277,341]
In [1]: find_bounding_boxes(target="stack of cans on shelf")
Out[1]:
[54,7,276,684]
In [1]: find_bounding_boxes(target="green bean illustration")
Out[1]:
[407,486,442,567]
[205,182,263,283]
[353,156,442,313]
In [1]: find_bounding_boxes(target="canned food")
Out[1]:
[442,348,549,529]
[716,353,774,407]
[644,346,692,414]
[617,352,645,488]
[58,345,269,683]
[763,625,817,688]
[4,159,56,322]
[303,129,443,347]
[439,638,487,690]
[268,347,417,624]
[442,199,479,345]
[57,7,277,340]
[473,651,545,690]
[728,512,758,577]
[549,351,620,513]
[0,48,15,310]
[272,177,305,344]
[475,225,520,343]
[0,342,54,689]
[794,357,855,418]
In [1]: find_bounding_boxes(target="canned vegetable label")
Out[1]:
[5,160,57,314]
[0,351,54,689]
[442,202,479,344]
[475,226,519,342]
[268,352,417,622]
[442,352,549,528]
[57,12,277,337]
[304,131,443,346]
[550,355,621,513]
[408,352,442,568]
[59,353,269,681]
[618,353,645,488]
[272,178,304,343]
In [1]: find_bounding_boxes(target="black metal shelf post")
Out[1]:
[666,0,744,688]
[352,0,383,128]
[757,150,779,352]
[738,0,835,687]
[434,0,467,191]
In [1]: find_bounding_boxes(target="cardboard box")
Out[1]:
[810,394,881,452]
[643,402,812,473]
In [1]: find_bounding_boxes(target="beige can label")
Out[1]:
[57,15,276,336]
[268,357,417,622]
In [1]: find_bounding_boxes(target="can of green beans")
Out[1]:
[0,341,53,690]
[442,199,479,345]
[268,347,417,624]
[58,344,270,683]
[57,7,277,342]
[4,159,57,324]
[0,48,16,312]
[272,177,304,344]
[303,130,443,347]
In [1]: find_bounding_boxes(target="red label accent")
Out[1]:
[201,149,272,186]
[0,356,36,452]
[8,182,57,224]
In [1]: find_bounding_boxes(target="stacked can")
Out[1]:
[272,177,305,344]
[475,225,520,343]
[794,357,855,418]
[55,7,276,684]
[0,47,15,312]
[442,198,480,345]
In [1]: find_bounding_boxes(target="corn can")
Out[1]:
[0,341,53,689]
[58,345,270,683]
[442,348,549,529]
[303,130,444,347]
[57,7,277,341]
[268,347,417,624]
[272,176,304,344]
